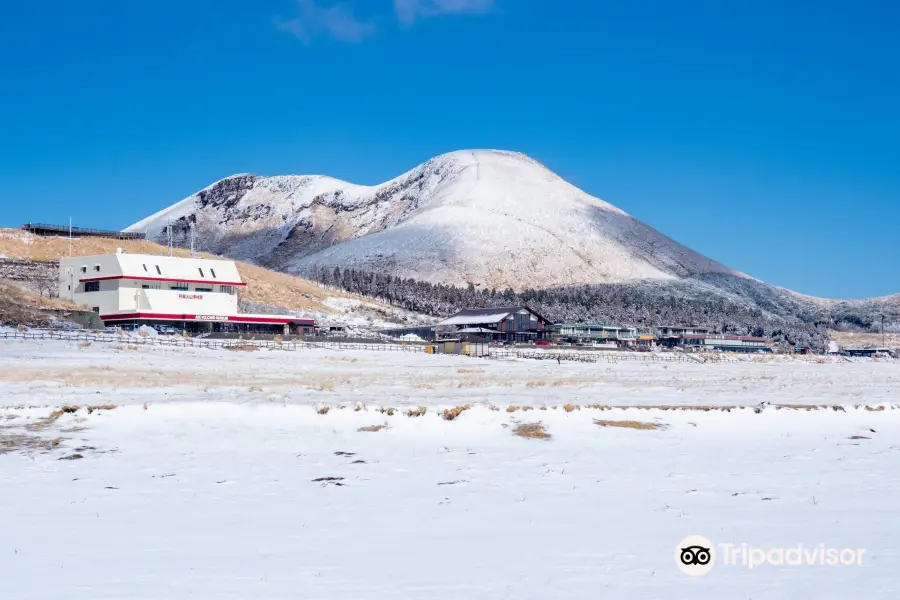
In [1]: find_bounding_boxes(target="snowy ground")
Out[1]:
[3,339,900,598]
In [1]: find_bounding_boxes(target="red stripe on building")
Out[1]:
[79,275,247,286]
[100,312,315,325]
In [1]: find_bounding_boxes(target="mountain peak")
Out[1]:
[126,151,737,290]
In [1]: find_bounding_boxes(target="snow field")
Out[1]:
[3,401,900,598]
[2,339,900,598]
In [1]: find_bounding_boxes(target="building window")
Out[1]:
[195,287,212,292]
[198,268,205,277]
[80,266,87,273]
[155,265,162,275]
[220,285,235,295]
[94,264,101,272]
[92,306,100,314]
[210,268,217,278]
[85,281,100,292]
[170,282,189,291]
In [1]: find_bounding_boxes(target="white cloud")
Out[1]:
[278,0,376,44]
[394,0,496,25]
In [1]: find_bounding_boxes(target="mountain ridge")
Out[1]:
[127,149,742,290]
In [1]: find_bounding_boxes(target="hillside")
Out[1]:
[0,229,431,328]
[127,150,739,290]
[125,150,899,345]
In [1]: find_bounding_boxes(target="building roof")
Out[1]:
[437,306,551,327]
[62,252,245,286]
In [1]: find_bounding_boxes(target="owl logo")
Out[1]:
[680,545,712,566]
[675,536,715,576]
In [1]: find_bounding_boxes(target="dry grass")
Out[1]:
[358,424,388,432]
[442,404,472,421]
[406,406,427,418]
[0,228,405,315]
[457,368,485,374]
[378,407,396,416]
[224,344,258,352]
[0,432,64,455]
[86,404,116,414]
[562,403,579,413]
[513,422,552,440]
[594,419,666,431]
[525,380,547,388]
[829,330,900,348]
[506,405,520,413]
[77,341,92,349]
[317,406,330,415]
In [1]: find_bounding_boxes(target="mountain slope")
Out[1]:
[127,150,739,290]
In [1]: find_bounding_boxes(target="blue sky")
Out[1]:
[1,0,898,299]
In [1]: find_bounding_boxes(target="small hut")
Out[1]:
[427,333,490,357]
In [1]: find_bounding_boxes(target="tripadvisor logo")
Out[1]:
[676,535,715,576]
[675,536,867,576]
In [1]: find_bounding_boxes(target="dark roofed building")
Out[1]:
[437,306,552,343]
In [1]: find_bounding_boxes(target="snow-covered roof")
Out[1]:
[62,252,245,286]
[437,308,516,326]
[437,306,550,327]
[456,327,498,334]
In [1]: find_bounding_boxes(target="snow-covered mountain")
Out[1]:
[127,150,741,290]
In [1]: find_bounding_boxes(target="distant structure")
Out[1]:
[59,251,314,335]
[548,323,638,346]
[436,306,552,343]
[22,222,145,241]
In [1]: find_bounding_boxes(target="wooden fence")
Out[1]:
[0,330,427,353]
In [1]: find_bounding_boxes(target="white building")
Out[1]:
[59,251,315,334]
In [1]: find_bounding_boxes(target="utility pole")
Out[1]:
[167,217,173,257]
[190,222,195,258]
[68,216,72,257]
[882,314,886,348]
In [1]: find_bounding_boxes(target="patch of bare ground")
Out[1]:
[87,404,116,414]
[442,404,472,421]
[513,422,551,440]
[358,424,388,432]
[594,419,667,431]
[25,405,80,432]
[0,431,64,455]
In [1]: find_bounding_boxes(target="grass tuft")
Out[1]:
[562,403,580,413]
[513,422,552,440]
[224,344,258,352]
[86,404,116,415]
[407,406,427,418]
[317,406,330,415]
[442,404,472,421]
[594,419,666,431]
[358,424,388,432]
